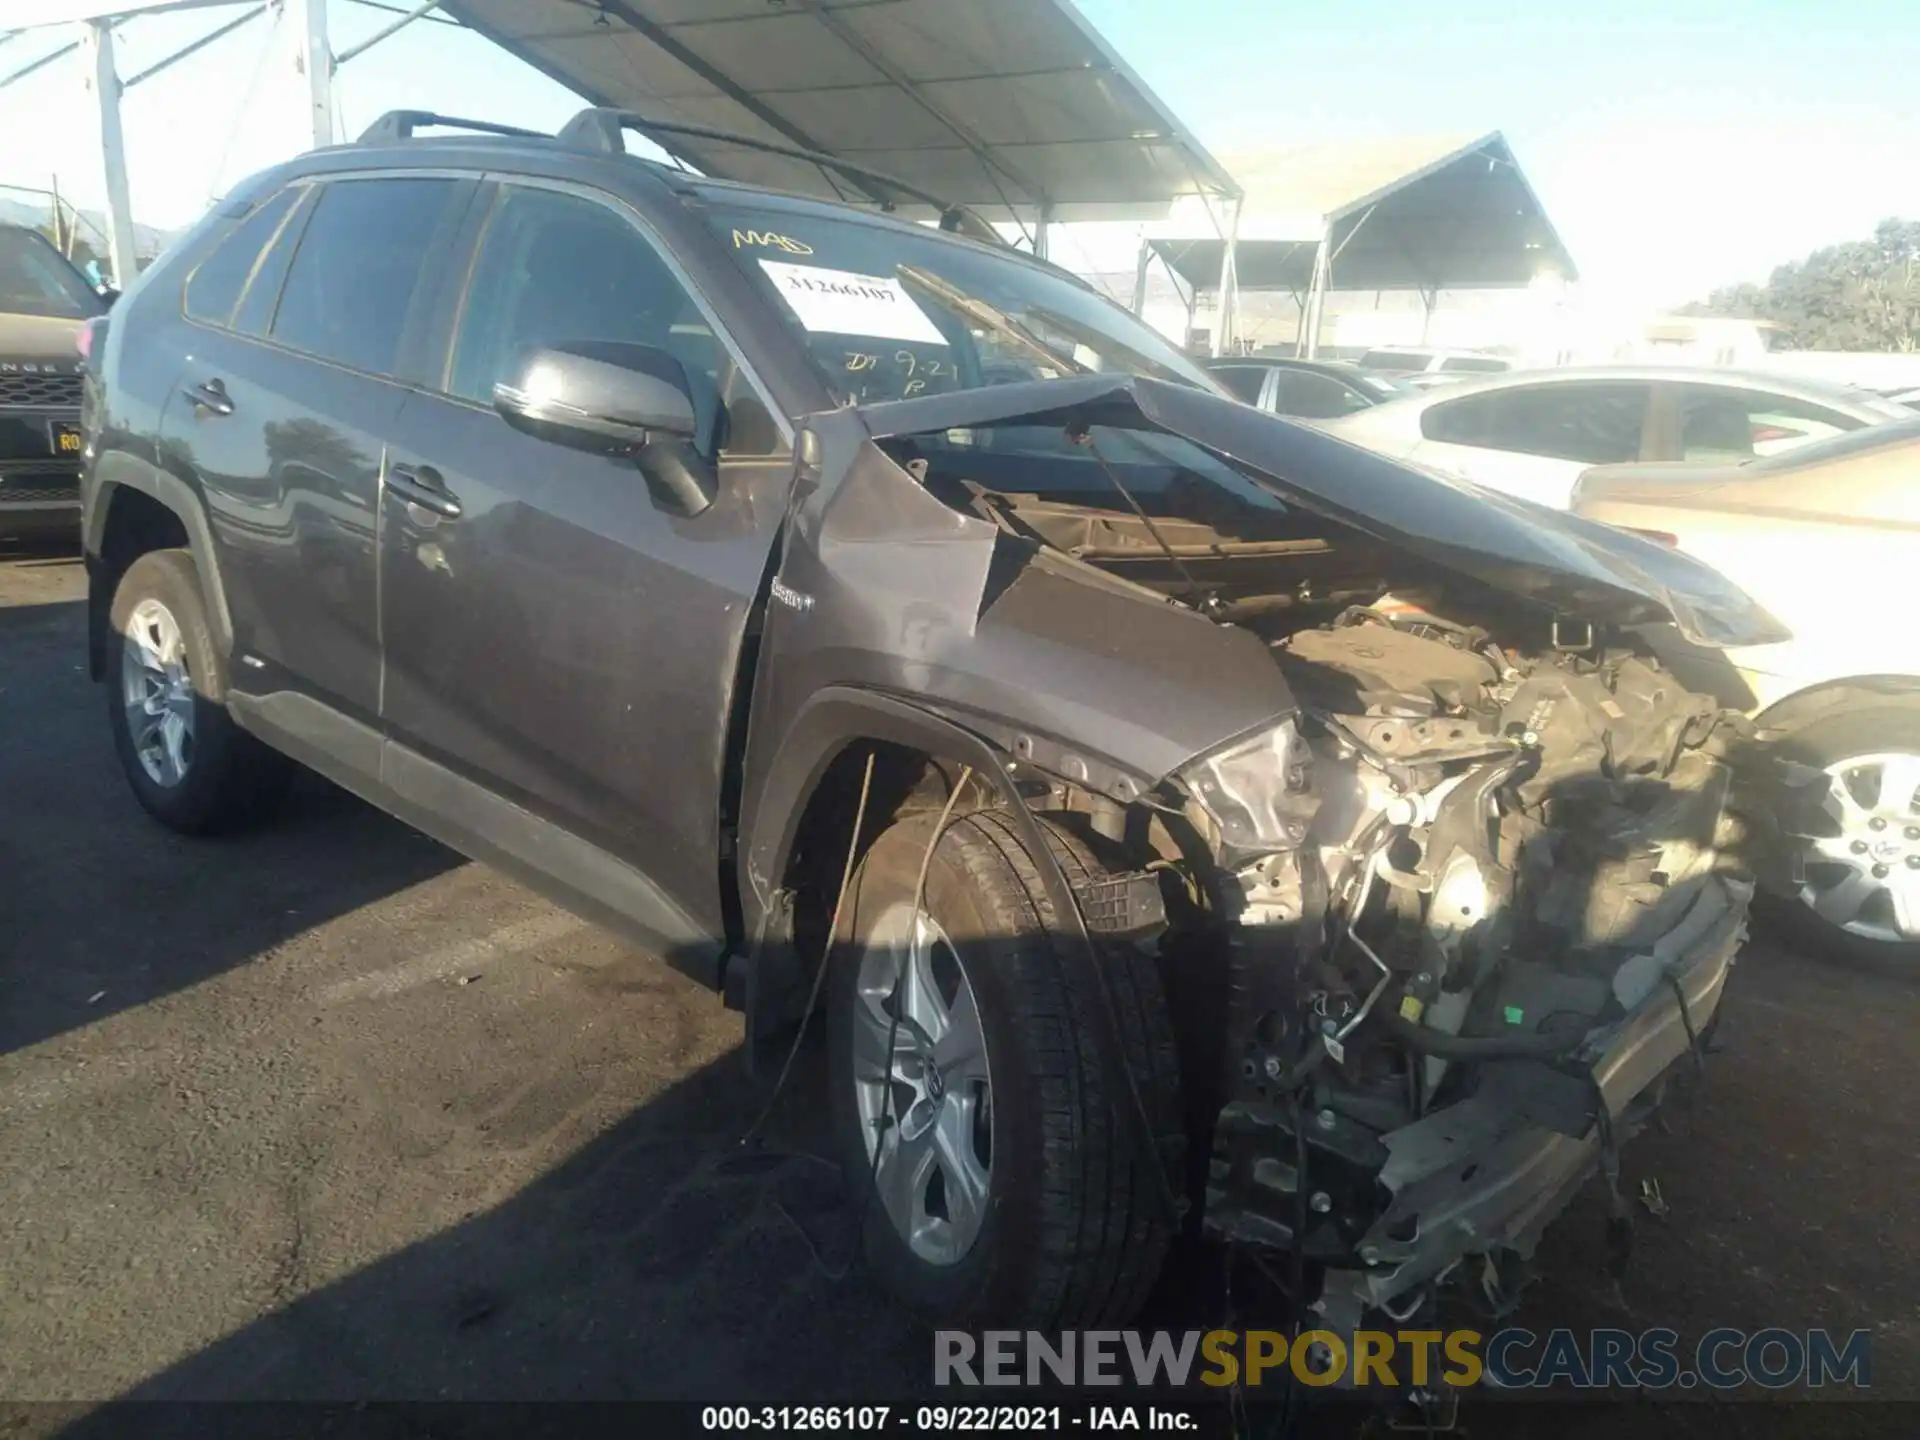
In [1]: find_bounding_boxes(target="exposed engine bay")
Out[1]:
[1210,611,1750,1326]
[898,433,1756,1328]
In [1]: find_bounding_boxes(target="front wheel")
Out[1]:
[828,809,1182,1327]
[1771,706,1920,975]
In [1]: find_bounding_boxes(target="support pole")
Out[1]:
[1131,235,1152,318]
[1420,286,1438,345]
[1300,222,1331,359]
[335,0,437,65]
[82,20,138,288]
[1032,208,1050,260]
[1210,196,1241,358]
[291,0,332,148]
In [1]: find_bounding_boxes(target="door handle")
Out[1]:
[387,462,462,519]
[182,378,233,417]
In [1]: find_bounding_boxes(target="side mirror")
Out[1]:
[495,341,697,451]
[494,341,715,515]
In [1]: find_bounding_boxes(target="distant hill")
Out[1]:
[0,194,179,262]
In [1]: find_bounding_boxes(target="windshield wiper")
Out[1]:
[896,265,1090,379]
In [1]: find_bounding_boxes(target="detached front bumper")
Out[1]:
[1318,875,1749,1326]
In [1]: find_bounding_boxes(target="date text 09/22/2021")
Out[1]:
[701,1406,1194,1432]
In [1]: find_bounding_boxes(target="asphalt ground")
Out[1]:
[1,538,1914,1436]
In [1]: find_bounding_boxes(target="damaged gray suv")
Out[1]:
[80,109,1781,1335]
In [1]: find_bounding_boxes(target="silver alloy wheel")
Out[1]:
[851,902,993,1266]
[1794,751,1920,946]
[120,597,196,789]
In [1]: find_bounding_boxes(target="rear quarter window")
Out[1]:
[183,187,302,329]
[1209,365,1268,404]
[1424,382,1651,464]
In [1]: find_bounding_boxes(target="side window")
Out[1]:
[231,189,312,338]
[1211,366,1268,404]
[1677,385,1861,462]
[1426,384,1649,464]
[1420,393,1500,445]
[1273,371,1372,419]
[183,187,301,328]
[270,178,459,378]
[447,185,780,455]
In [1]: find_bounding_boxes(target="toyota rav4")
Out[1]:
[80,109,1780,1336]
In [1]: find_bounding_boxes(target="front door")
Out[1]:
[377,181,792,944]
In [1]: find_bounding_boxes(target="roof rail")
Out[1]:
[555,107,1007,249]
[357,110,547,145]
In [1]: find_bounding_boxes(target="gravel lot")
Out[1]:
[1,540,1914,1430]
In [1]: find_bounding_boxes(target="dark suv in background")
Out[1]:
[1,225,104,540]
[81,108,1777,1341]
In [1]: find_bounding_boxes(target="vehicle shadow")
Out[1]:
[0,584,459,1055]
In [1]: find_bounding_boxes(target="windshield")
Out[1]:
[700,201,1216,404]
[0,228,104,321]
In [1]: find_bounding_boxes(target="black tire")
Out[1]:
[106,549,293,834]
[1765,704,1920,976]
[827,808,1184,1328]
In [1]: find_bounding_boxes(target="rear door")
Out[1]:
[166,174,474,722]
[1411,380,1654,507]
[377,178,793,948]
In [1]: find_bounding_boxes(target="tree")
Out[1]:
[1684,219,1920,352]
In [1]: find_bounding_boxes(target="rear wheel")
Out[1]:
[1772,706,1920,974]
[107,549,292,834]
[828,808,1182,1327]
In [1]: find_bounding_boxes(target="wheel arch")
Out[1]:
[741,689,1057,938]
[86,453,229,683]
[735,685,1181,1230]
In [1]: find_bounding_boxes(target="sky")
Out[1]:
[1,0,1916,308]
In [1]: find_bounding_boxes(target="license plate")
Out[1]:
[49,422,82,456]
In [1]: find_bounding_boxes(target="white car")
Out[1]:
[1319,365,1912,509]
[1355,347,1515,384]
[1572,418,1920,970]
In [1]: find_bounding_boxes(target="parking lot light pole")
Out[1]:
[81,19,138,288]
[292,0,332,148]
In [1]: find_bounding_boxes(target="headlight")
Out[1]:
[1177,716,1317,855]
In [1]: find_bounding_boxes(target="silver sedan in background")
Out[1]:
[1316,364,1910,508]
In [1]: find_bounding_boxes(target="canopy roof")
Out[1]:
[1151,132,1575,293]
[438,0,1240,223]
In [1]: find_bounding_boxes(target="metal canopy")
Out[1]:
[437,0,1241,224]
[1149,132,1575,294]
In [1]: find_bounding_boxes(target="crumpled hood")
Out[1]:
[855,375,1790,649]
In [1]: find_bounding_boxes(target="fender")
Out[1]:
[85,449,232,678]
